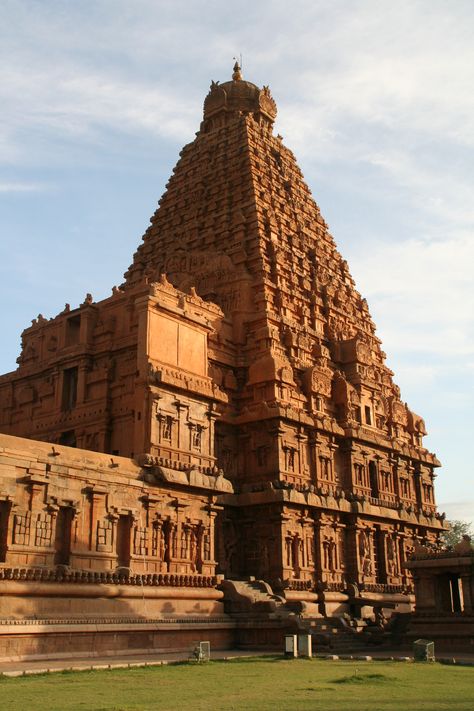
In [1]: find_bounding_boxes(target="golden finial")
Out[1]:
[232,59,242,81]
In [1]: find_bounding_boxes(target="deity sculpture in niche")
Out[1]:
[386,535,398,576]
[359,529,373,577]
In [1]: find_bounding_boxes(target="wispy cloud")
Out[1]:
[439,502,474,527]
[350,231,474,359]
[0,67,198,153]
[0,181,50,193]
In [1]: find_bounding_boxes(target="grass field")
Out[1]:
[1,656,473,711]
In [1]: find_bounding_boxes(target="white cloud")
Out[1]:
[350,231,474,359]
[0,66,198,153]
[439,502,474,527]
[0,181,50,193]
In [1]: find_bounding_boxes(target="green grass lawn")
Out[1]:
[1,657,473,711]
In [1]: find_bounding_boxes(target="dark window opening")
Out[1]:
[291,536,301,578]
[116,515,132,568]
[375,528,387,584]
[365,405,372,425]
[0,501,11,562]
[450,575,463,612]
[54,506,73,565]
[439,574,464,613]
[65,315,81,346]
[59,430,76,448]
[256,446,267,467]
[62,367,78,411]
[369,461,379,498]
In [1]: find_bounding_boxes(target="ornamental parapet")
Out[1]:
[407,550,474,562]
[359,582,414,595]
[285,578,313,591]
[0,616,231,625]
[0,567,218,588]
[320,581,346,593]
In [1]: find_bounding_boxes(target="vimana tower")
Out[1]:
[0,65,445,658]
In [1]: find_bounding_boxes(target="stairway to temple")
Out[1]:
[220,580,375,653]
[301,617,372,654]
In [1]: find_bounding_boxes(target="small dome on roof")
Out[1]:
[203,62,277,124]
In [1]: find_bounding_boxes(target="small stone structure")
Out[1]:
[405,537,474,651]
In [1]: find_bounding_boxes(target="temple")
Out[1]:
[0,64,446,660]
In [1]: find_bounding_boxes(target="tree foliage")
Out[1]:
[442,519,473,548]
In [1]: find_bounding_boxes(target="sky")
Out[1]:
[0,0,473,525]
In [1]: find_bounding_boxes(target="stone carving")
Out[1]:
[134,526,148,557]
[386,536,398,575]
[303,366,332,397]
[359,530,373,576]
[12,511,31,546]
[35,512,53,547]
[96,518,114,552]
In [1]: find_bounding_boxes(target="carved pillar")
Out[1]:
[205,499,222,570]
[175,401,188,458]
[77,362,89,405]
[308,430,318,484]
[328,441,338,484]
[207,403,219,461]
[390,455,400,500]
[312,435,324,486]
[52,366,62,411]
[89,491,103,551]
[296,429,308,478]
[279,512,293,581]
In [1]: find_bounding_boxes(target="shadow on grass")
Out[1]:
[332,672,391,684]
[211,655,284,664]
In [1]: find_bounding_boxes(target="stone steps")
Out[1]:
[302,617,371,654]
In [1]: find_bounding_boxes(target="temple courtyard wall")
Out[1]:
[0,433,295,661]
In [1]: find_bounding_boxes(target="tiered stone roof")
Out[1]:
[124,63,434,461]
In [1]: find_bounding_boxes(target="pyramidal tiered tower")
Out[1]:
[123,63,444,602]
[0,65,444,636]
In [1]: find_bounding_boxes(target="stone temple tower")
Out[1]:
[123,62,444,609]
[0,64,445,625]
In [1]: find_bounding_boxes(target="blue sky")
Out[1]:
[0,1,473,524]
